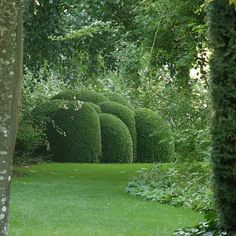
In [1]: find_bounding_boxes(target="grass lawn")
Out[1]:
[9,163,203,236]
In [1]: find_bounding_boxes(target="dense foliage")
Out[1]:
[135,108,174,163]
[20,0,211,164]
[99,101,136,160]
[14,72,68,160]
[15,122,44,158]
[52,90,109,105]
[127,163,213,211]
[47,102,101,163]
[99,113,133,163]
[208,0,236,232]
[31,99,66,130]
[85,102,102,114]
[103,91,132,108]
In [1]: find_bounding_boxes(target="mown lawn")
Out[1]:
[9,164,203,236]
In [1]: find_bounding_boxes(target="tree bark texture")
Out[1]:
[0,1,23,235]
[208,0,236,233]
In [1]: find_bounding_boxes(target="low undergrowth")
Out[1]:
[127,162,213,212]
[127,162,231,235]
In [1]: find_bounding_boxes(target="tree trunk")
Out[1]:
[208,0,236,233]
[0,1,23,235]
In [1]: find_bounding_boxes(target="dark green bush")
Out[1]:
[31,99,67,130]
[51,89,109,105]
[99,101,136,160]
[135,108,174,163]
[99,113,133,163]
[103,91,132,108]
[15,121,44,157]
[85,102,102,114]
[47,102,101,163]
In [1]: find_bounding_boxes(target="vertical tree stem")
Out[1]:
[0,1,23,235]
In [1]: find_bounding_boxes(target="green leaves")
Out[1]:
[229,0,236,6]
[127,163,213,212]
[51,21,114,41]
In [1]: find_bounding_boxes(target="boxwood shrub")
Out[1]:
[47,102,101,163]
[99,113,133,163]
[99,101,136,160]
[135,108,174,163]
[51,89,109,105]
[31,99,67,130]
[85,102,102,114]
[103,91,132,108]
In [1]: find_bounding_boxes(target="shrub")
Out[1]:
[15,121,44,157]
[51,89,109,105]
[103,91,132,108]
[99,101,136,160]
[31,99,67,130]
[85,102,102,114]
[46,102,101,163]
[99,113,133,163]
[135,108,174,163]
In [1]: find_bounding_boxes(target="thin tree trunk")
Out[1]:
[0,1,23,235]
[208,0,236,233]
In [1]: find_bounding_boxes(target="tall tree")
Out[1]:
[0,1,23,235]
[208,0,236,233]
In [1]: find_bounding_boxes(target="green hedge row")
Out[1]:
[32,89,174,163]
[46,102,101,163]
[135,108,174,163]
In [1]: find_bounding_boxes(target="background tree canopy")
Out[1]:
[21,0,210,163]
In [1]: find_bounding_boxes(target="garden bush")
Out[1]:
[103,91,132,108]
[15,121,44,157]
[31,99,67,130]
[85,102,102,113]
[135,108,174,163]
[51,89,109,105]
[47,102,101,163]
[99,113,133,163]
[99,101,136,160]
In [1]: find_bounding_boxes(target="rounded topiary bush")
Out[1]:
[51,89,109,105]
[47,102,101,163]
[103,91,132,108]
[85,102,102,114]
[135,108,174,163]
[31,99,67,130]
[99,101,136,160]
[99,113,133,163]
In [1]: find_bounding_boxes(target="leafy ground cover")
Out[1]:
[9,164,202,236]
[127,162,213,212]
[126,163,230,235]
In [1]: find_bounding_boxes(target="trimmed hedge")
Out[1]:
[85,102,102,114]
[99,114,133,163]
[51,89,109,105]
[103,91,132,108]
[47,102,101,163]
[99,101,136,160]
[31,99,67,130]
[135,108,174,163]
